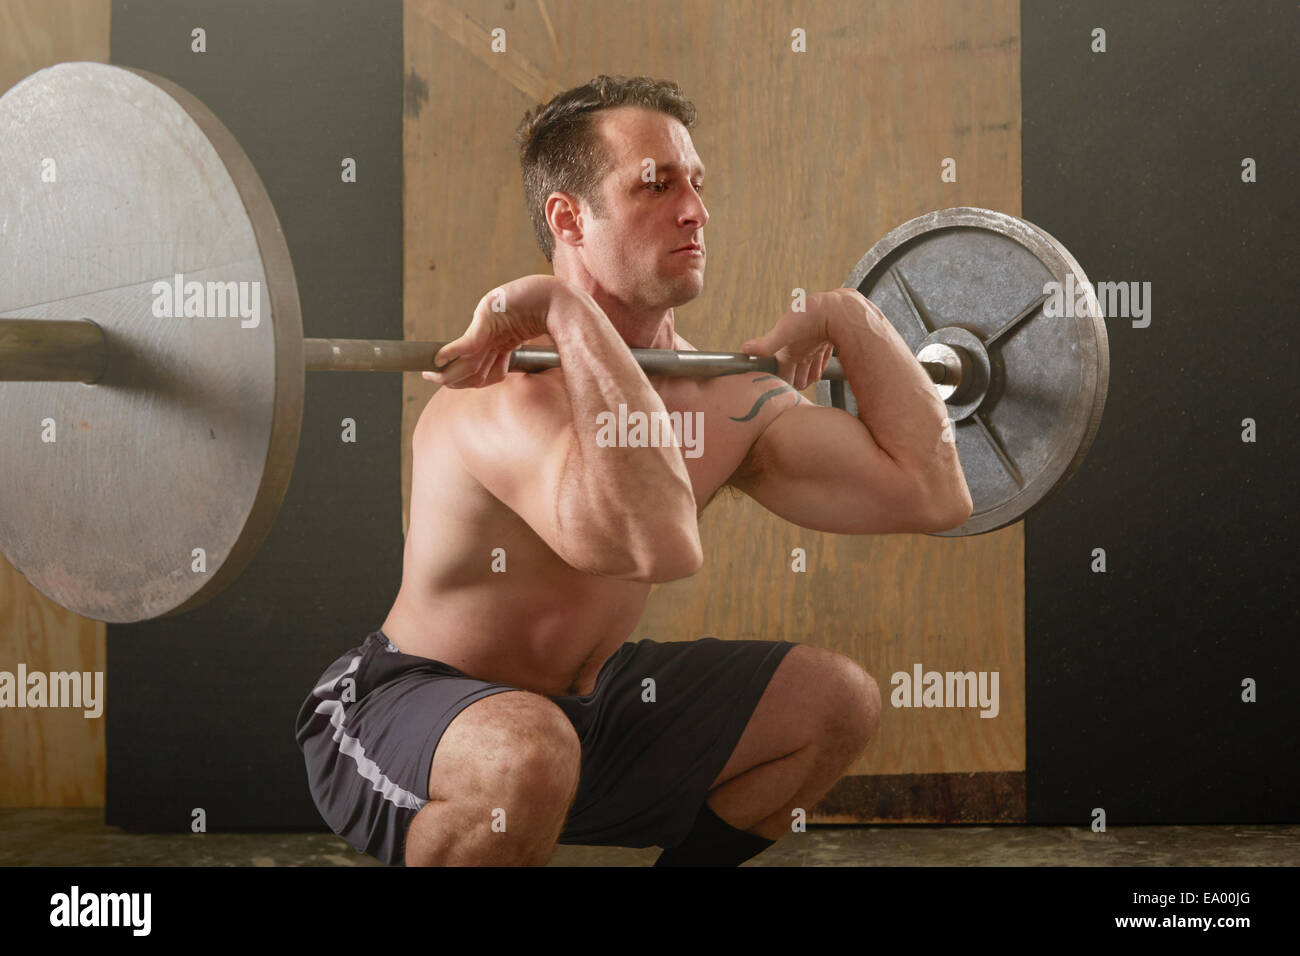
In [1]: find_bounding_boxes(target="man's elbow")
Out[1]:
[659,543,706,581]
[569,532,703,583]
[921,488,974,533]
[630,536,704,583]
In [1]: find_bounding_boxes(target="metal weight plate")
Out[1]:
[0,63,303,622]
[835,207,1108,536]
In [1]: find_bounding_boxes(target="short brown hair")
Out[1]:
[516,75,697,261]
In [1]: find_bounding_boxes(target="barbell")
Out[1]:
[0,63,1108,623]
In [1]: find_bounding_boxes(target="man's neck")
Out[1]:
[596,298,677,350]
[529,273,677,351]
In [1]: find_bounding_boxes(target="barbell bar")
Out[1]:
[0,320,964,385]
[0,63,1107,623]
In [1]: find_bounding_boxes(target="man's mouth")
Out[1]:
[671,243,703,255]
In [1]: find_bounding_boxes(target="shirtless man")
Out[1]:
[296,76,971,867]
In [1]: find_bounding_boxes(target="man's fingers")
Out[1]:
[814,343,833,381]
[429,319,495,383]
[432,338,470,372]
[486,348,513,386]
[434,302,497,369]
[745,306,820,357]
[467,349,506,388]
[793,353,816,390]
[741,323,787,356]
[445,348,497,388]
[425,341,480,386]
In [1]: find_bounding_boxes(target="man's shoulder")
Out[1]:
[422,369,568,453]
[430,366,565,412]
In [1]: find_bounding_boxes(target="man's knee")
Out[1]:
[406,692,581,866]
[807,651,881,751]
[429,690,581,810]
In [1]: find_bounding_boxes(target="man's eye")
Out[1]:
[644,180,702,194]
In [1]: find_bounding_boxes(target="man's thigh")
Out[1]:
[295,630,520,866]
[424,688,580,803]
[706,643,878,791]
[551,636,797,850]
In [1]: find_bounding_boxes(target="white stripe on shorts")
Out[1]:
[311,651,427,812]
[314,696,428,812]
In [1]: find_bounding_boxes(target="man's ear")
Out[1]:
[545,191,584,253]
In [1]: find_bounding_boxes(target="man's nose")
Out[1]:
[680,191,708,229]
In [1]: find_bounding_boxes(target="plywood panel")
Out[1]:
[0,0,112,808]
[403,0,1023,820]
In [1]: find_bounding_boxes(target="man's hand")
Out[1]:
[424,274,573,389]
[741,288,881,390]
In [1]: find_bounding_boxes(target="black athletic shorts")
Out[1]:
[295,628,796,866]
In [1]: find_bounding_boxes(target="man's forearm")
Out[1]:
[829,302,969,508]
[546,290,701,577]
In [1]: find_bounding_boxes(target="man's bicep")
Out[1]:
[728,403,942,534]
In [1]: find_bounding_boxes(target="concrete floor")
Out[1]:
[1,809,1296,866]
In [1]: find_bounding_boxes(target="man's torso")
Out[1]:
[381,333,802,697]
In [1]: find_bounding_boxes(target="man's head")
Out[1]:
[517,75,708,312]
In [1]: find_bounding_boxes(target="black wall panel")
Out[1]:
[1022,0,1298,823]
[107,0,403,830]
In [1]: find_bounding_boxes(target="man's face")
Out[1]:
[568,106,708,311]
